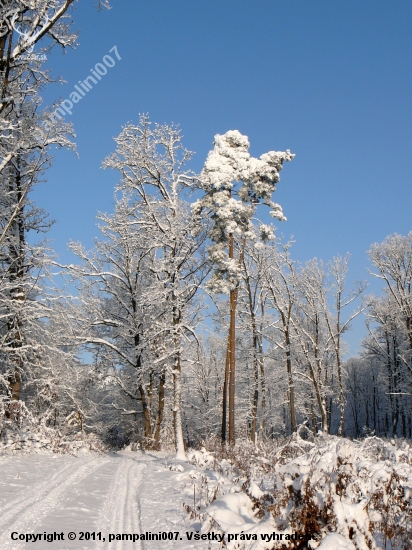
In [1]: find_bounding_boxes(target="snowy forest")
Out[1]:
[0,3,411,550]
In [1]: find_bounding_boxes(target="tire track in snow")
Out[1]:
[96,456,146,550]
[0,456,110,548]
[0,459,74,529]
[0,456,68,510]
[0,456,20,469]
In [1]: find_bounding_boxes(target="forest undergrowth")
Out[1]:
[0,400,107,455]
[180,428,412,549]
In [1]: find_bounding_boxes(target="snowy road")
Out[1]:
[0,452,213,550]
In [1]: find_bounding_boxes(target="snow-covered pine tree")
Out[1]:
[193,130,294,444]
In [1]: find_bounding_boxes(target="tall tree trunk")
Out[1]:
[251,357,259,443]
[310,397,317,434]
[385,331,395,437]
[259,300,266,432]
[243,258,259,443]
[259,351,266,433]
[133,331,152,440]
[336,294,345,436]
[153,368,165,448]
[228,281,236,445]
[172,348,185,459]
[227,235,245,445]
[221,340,229,443]
[285,326,297,432]
[171,286,185,458]
[138,384,152,439]
[7,166,25,401]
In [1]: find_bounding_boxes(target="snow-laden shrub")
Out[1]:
[187,447,216,469]
[271,435,412,549]
[1,400,107,455]
[0,424,107,455]
[185,434,412,549]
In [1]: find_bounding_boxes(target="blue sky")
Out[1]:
[33,1,412,353]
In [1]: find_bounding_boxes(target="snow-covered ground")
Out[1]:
[1,435,411,550]
[0,450,215,550]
